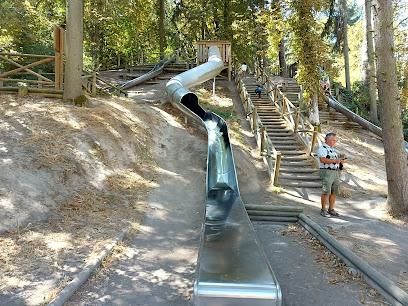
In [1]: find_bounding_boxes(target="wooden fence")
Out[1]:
[0,26,64,98]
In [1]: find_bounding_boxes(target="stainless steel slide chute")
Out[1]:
[325,94,408,152]
[166,46,282,305]
[117,56,175,91]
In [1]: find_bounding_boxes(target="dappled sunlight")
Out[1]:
[0,94,159,303]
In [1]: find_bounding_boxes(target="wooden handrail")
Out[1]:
[0,52,55,59]
[235,65,282,185]
[255,62,319,158]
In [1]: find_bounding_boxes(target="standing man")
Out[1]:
[317,132,344,217]
[241,62,247,78]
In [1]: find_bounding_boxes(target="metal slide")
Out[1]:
[166,47,282,305]
[117,56,175,91]
[325,94,408,152]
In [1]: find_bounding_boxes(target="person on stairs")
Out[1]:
[255,85,262,98]
[317,132,344,217]
[241,62,247,78]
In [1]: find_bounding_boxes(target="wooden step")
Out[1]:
[280,161,315,167]
[279,168,318,173]
[273,147,301,151]
[276,150,306,155]
[278,181,322,188]
[280,174,321,180]
[280,156,311,161]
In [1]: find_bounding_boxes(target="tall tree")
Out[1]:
[63,0,84,102]
[159,0,166,56]
[287,0,330,125]
[340,0,351,90]
[373,0,408,215]
[363,0,378,123]
[322,0,360,90]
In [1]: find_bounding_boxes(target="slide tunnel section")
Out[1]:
[165,46,282,305]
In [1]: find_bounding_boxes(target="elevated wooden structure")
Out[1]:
[196,41,231,80]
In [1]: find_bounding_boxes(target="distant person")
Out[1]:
[321,81,330,95]
[317,132,344,217]
[241,62,247,78]
[255,85,262,98]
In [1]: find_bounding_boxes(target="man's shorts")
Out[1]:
[319,169,340,195]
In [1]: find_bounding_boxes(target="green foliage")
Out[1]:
[337,81,371,120]
[285,0,331,101]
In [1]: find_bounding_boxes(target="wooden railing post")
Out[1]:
[92,71,96,96]
[294,107,300,132]
[246,97,250,115]
[252,107,257,131]
[273,152,282,186]
[37,69,43,88]
[267,78,271,96]
[273,87,278,103]
[260,127,266,155]
[282,96,287,116]
[310,126,318,154]
[54,26,64,90]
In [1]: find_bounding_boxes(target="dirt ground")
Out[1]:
[0,73,407,305]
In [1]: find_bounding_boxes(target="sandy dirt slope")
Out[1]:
[0,74,407,305]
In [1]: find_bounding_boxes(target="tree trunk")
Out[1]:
[63,0,84,102]
[279,38,289,77]
[309,93,320,125]
[365,0,378,123]
[373,0,408,215]
[361,2,369,83]
[341,0,351,91]
[159,0,166,57]
[223,0,229,39]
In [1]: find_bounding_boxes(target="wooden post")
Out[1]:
[282,96,287,115]
[246,97,250,115]
[92,71,96,96]
[141,51,144,64]
[54,26,64,90]
[310,126,318,154]
[252,107,257,131]
[294,107,300,132]
[176,50,180,63]
[117,54,121,68]
[18,82,28,96]
[37,69,43,88]
[0,69,3,88]
[267,78,271,96]
[260,127,266,155]
[273,152,282,186]
[274,87,278,103]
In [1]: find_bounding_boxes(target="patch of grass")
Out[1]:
[272,186,284,194]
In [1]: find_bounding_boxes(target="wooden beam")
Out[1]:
[0,55,54,82]
[0,78,54,85]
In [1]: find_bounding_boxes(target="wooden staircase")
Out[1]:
[277,80,362,130]
[243,77,321,188]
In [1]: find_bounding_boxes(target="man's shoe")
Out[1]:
[328,209,340,217]
[320,209,331,217]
